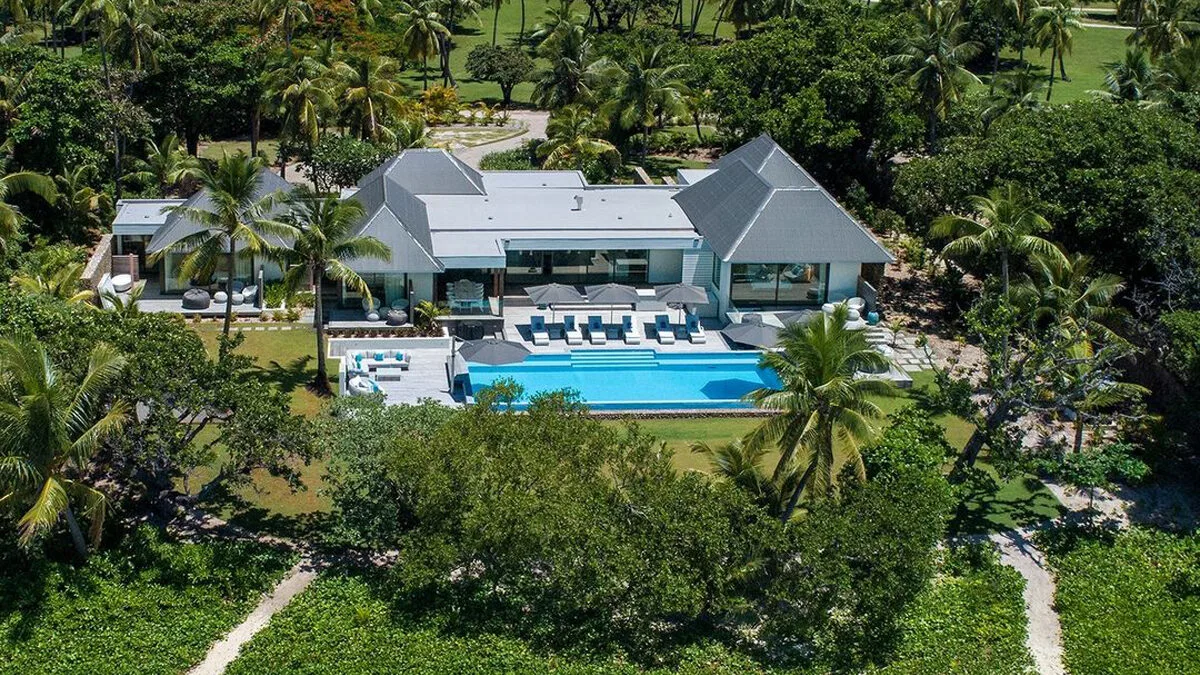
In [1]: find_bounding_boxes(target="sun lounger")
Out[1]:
[621,315,643,344]
[563,315,584,345]
[587,315,607,345]
[530,315,550,346]
[655,314,676,344]
[685,314,707,344]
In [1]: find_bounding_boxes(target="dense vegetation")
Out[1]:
[0,526,296,674]
[1042,526,1200,675]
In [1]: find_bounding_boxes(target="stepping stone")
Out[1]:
[902,364,924,373]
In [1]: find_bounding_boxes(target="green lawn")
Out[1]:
[0,527,296,674]
[982,25,1134,103]
[1043,527,1200,675]
[200,139,280,164]
[192,323,331,417]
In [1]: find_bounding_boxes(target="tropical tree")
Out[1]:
[274,190,390,392]
[439,0,480,33]
[262,52,333,176]
[0,340,128,558]
[537,104,620,172]
[101,279,144,317]
[395,0,449,90]
[692,439,800,516]
[13,261,94,304]
[333,54,408,142]
[982,66,1047,129]
[1160,39,1200,91]
[931,183,1065,295]
[888,0,982,150]
[355,0,382,25]
[488,0,505,45]
[107,0,163,71]
[1013,0,1038,62]
[531,17,607,108]
[1013,249,1129,341]
[1031,0,1084,101]
[55,164,112,234]
[743,305,893,522]
[1128,0,1199,59]
[1096,47,1161,102]
[980,0,1015,92]
[122,134,201,195]
[252,0,311,49]
[149,153,291,339]
[606,45,689,159]
[66,0,125,194]
[0,169,56,250]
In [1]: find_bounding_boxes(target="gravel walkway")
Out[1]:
[989,528,1065,675]
[452,110,549,168]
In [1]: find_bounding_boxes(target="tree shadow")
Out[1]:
[949,468,1067,536]
[196,480,338,544]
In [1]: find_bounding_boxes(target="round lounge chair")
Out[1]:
[182,288,211,310]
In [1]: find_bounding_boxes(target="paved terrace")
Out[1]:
[497,304,736,354]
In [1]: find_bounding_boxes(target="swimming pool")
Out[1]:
[464,350,781,410]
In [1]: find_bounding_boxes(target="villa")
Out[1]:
[106,134,893,322]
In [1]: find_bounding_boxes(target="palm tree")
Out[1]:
[0,169,56,251]
[982,66,1047,129]
[66,0,125,195]
[488,0,505,45]
[1096,47,1160,102]
[107,0,162,71]
[1031,0,1084,101]
[149,153,292,339]
[1013,249,1128,340]
[102,279,144,316]
[606,45,689,160]
[888,0,982,150]
[980,0,1015,93]
[692,440,801,516]
[1128,0,1199,59]
[13,261,94,304]
[0,340,128,558]
[537,105,620,171]
[1013,0,1038,63]
[333,55,408,142]
[122,134,201,195]
[439,0,481,33]
[252,0,311,49]
[1160,39,1200,92]
[395,0,449,90]
[274,190,390,392]
[531,19,607,108]
[262,52,333,176]
[355,0,382,26]
[931,183,1064,295]
[55,164,112,236]
[743,306,893,522]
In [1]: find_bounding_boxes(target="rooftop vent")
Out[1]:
[573,194,584,211]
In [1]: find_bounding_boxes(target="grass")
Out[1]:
[199,139,280,164]
[981,24,1133,103]
[191,323,332,417]
[0,527,296,675]
[1042,526,1200,675]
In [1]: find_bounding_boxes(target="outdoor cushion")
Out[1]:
[182,288,211,310]
[374,351,385,361]
[213,291,229,303]
[111,274,133,293]
[231,293,245,306]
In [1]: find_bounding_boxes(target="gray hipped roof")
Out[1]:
[372,149,486,195]
[349,157,442,273]
[147,169,293,253]
[674,134,893,264]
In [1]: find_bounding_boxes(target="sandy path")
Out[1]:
[990,529,1066,675]
[452,110,549,168]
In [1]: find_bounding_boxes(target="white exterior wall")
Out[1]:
[717,260,733,317]
[647,250,684,283]
[826,262,861,302]
[410,273,435,305]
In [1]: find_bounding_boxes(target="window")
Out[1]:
[729,263,827,308]
[505,250,650,288]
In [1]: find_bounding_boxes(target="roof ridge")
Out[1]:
[721,160,777,261]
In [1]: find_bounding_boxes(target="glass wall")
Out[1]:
[504,250,649,291]
[162,251,252,293]
[730,263,827,309]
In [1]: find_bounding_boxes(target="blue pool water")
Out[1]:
[465,350,781,410]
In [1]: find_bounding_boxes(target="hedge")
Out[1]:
[1043,526,1200,675]
[0,527,296,674]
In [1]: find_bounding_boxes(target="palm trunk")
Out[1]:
[422,54,429,89]
[250,107,261,157]
[63,504,89,559]
[779,460,818,524]
[99,36,123,201]
[693,113,703,143]
[990,29,1001,94]
[1046,46,1057,101]
[927,108,938,152]
[314,272,328,391]
[519,0,526,43]
[1000,249,1010,295]
[222,240,236,340]
[1059,51,1067,80]
[959,401,1014,468]
[1073,413,1085,454]
[492,4,500,45]
[643,125,650,160]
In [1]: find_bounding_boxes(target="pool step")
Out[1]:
[569,350,659,368]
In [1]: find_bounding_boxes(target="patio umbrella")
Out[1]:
[722,319,780,350]
[655,283,709,322]
[458,338,532,365]
[585,283,640,323]
[525,283,583,323]
[777,310,817,326]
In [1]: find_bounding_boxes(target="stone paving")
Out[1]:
[865,327,935,373]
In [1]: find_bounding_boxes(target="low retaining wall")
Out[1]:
[327,333,452,358]
[81,234,113,292]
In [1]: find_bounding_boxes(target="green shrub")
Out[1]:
[876,544,1034,674]
[0,526,296,674]
[479,145,537,171]
[864,405,955,481]
[263,281,290,309]
[303,135,390,191]
[1159,310,1200,388]
[291,291,315,309]
[1041,526,1200,675]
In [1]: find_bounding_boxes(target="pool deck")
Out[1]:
[498,306,739,355]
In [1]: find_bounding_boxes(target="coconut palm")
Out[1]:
[13,261,94,304]
[55,164,112,236]
[107,0,162,71]
[692,440,802,517]
[888,0,982,150]
[1096,47,1161,102]
[1013,249,1128,340]
[439,0,481,32]
[0,340,128,558]
[1128,0,1199,59]
[537,105,620,171]
[931,184,1065,295]
[262,52,333,175]
[333,55,408,142]
[252,0,311,48]
[355,0,382,25]
[122,134,201,195]
[1031,0,1084,101]
[149,153,292,339]
[101,280,144,317]
[743,305,893,522]
[274,190,390,393]
[979,0,1015,92]
[487,0,505,45]
[606,45,689,160]
[982,66,1047,129]
[1013,0,1038,63]
[531,19,607,108]
[396,0,449,90]
[0,169,57,251]
[1160,39,1200,92]
[529,0,577,51]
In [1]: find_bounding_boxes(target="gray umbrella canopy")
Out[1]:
[722,319,780,349]
[654,283,709,305]
[778,310,818,326]
[585,283,640,323]
[458,338,532,365]
[525,283,584,306]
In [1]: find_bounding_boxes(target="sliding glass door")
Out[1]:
[729,263,827,309]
